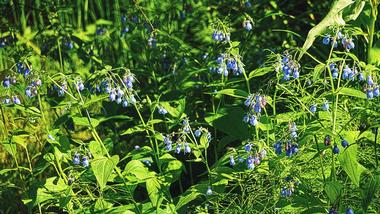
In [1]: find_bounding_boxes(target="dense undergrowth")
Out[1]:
[0,0,380,213]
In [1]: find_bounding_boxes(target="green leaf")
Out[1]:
[146,178,163,208]
[121,125,145,135]
[91,155,119,190]
[94,198,113,211]
[72,117,100,128]
[337,87,366,99]
[324,181,342,203]
[175,191,201,210]
[124,160,156,181]
[213,89,249,99]
[199,133,210,149]
[249,67,273,79]
[338,144,366,187]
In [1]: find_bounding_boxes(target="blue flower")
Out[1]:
[82,156,89,167]
[184,143,191,154]
[332,145,340,154]
[367,76,374,86]
[346,208,354,214]
[341,139,349,148]
[322,35,330,45]
[293,70,299,79]
[245,143,252,152]
[249,115,258,126]
[73,153,80,165]
[194,129,202,137]
[158,106,168,115]
[367,89,374,99]
[254,103,261,113]
[310,104,317,113]
[247,156,254,169]
[206,186,213,195]
[274,141,282,155]
[13,96,21,104]
[122,100,129,107]
[359,72,365,81]
[109,91,116,101]
[2,78,10,88]
[229,156,235,166]
[322,101,329,111]
[243,20,252,31]
[25,87,33,97]
[332,68,339,79]
[175,144,181,154]
[374,87,379,97]
[3,98,10,104]
[290,131,297,138]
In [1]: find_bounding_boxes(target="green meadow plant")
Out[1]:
[0,0,379,213]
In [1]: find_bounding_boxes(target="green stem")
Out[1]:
[367,3,377,63]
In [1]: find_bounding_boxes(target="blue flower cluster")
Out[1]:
[243,93,267,126]
[274,122,299,157]
[229,141,267,170]
[330,61,379,99]
[72,152,91,168]
[323,31,355,52]
[209,54,245,77]
[25,78,42,98]
[212,30,230,42]
[280,176,299,197]
[279,54,300,81]
[17,62,31,77]
[163,119,210,156]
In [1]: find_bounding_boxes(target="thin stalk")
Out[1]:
[314,135,326,182]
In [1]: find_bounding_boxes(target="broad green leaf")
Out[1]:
[175,191,201,210]
[124,160,156,181]
[338,144,366,187]
[324,181,342,203]
[337,87,366,99]
[146,178,163,208]
[72,116,100,128]
[91,155,119,190]
[121,125,145,135]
